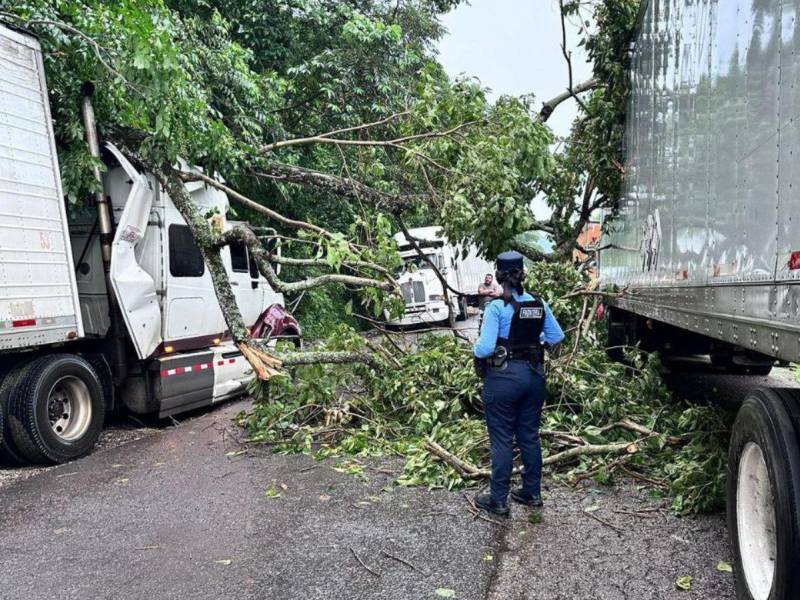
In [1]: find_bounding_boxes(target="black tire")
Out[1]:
[7,354,105,465]
[0,363,30,466]
[727,388,800,600]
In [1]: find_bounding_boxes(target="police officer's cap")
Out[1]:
[495,251,524,272]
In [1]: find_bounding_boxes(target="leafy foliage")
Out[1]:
[242,263,733,515]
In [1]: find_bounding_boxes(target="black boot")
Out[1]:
[474,493,510,517]
[510,488,543,507]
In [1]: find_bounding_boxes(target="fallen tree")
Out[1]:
[238,261,733,516]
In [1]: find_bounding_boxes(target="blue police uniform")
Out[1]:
[473,260,564,506]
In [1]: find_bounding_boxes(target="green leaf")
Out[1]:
[675,576,693,591]
[716,561,732,573]
[434,589,456,598]
[527,511,543,524]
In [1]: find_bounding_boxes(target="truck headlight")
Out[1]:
[428,294,444,301]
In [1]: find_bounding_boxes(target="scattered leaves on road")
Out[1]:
[483,553,494,562]
[675,575,693,591]
[434,588,456,598]
[264,487,281,499]
[215,559,232,566]
[527,512,543,524]
[716,561,733,573]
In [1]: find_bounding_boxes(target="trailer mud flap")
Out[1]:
[106,143,162,359]
[153,351,215,418]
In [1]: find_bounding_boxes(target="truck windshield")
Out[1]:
[402,254,443,272]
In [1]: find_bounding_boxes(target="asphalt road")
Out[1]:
[0,400,501,600]
[2,316,795,599]
[1,394,736,600]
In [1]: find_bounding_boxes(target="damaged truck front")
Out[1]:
[0,24,300,466]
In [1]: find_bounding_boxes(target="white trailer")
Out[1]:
[599,1,800,597]
[388,226,494,326]
[0,24,300,466]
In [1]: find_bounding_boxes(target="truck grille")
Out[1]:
[400,281,426,304]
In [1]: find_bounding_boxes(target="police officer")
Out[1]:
[472,251,564,516]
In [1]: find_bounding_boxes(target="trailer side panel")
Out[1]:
[0,25,82,350]
[600,0,800,364]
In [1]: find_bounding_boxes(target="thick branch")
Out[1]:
[261,120,479,154]
[278,351,380,367]
[544,441,638,466]
[253,163,417,211]
[180,171,397,283]
[540,78,598,122]
[425,438,640,479]
[215,227,396,294]
[178,171,328,237]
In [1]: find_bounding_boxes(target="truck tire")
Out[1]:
[727,388,800,600]
[0,363,30,466]
[7,354,105,465]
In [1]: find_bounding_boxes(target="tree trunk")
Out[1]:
[157,166,281,380]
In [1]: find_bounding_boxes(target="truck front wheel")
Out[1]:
[7,354,105,465]
[727,388,800,600]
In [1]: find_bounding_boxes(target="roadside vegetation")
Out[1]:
[0,0,734,513]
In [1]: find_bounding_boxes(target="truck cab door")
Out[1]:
[226,239,263,327]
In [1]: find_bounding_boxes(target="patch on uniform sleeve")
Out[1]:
[520,307,543,319]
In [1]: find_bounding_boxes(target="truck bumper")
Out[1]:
[388,302,450,326]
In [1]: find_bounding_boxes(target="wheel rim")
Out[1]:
[46,376,92,442]
[737,441,777,600]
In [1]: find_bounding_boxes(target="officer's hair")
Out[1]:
[495,268,525,303]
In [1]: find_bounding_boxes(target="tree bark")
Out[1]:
[539,78,598,122]
[155,166,281,380]
[279,351,380,367]
[213,227,396,294]
[253,164,417,211]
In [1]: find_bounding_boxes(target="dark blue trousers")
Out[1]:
[482,360,546,503]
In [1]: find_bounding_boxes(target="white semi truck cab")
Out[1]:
[389,226,494,327]
[0,24,300,465]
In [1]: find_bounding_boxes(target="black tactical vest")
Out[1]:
[497,296,546,365]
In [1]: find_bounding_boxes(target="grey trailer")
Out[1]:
[599,0,800,597]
